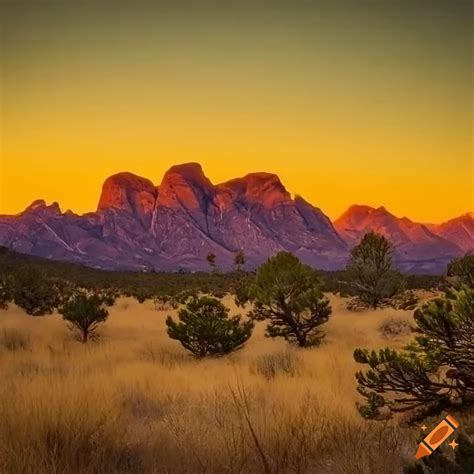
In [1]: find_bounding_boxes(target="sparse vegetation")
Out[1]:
[60,291,114,342]
[447,254,474,287]
[0,246,471,472]
[0,293,421,473]
[234,250,245,271]
[10,266,64,316]
[0,247,442,308]
[0,275,11,309]
[379,317,411,339]
[0,328,30,351]
[354,287,474,421]
[238,252,331,347]
[166,295,254,357]
[251,350,302,379]
[206,252,217,272]
[346,232,405,308]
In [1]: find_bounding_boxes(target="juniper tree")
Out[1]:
[238,252,331,347]
[0,273,11,310]
[447,255,474,288]
[354,287,474,421]
[234,250,246,272]
[346,232,404,308]
[60,291,114,343]
[166,296,253,358]
[206,252,217,272]
[10,266,62,316]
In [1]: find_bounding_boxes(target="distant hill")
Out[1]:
[0,163,471,274]
[333,204,467,274]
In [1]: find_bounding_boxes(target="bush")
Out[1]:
[447,255,474,288]
[378,318,411,339]
[345,232,405,308]
[10,266,62,316]
[166,296,253,358]
[153,296,178,311]
[355,287,474,421]
[60,291,114,343]
[0,273,12,309]
[239,252,331,347]
[390,290,419,310]
[251,351,302,380]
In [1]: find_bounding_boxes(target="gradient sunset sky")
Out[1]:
[1,0,472,223]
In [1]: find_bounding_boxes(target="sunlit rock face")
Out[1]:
[334,205,465,273]
[0,164,469,273]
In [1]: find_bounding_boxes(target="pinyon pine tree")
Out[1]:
[60,291,114,343]
[354,287,474,421]
[346,232,404,308]
[166,296,253,358]
[238,252,331,347]
[11,266,62,316]
[447,255,474,288]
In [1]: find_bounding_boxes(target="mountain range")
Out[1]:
[0,163,472,274]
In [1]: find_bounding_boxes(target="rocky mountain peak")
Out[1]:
[219,172,291,207]
[97,172,157,218]
[0,164,470,274]
[157,162,215,209]
[24,199,61,215]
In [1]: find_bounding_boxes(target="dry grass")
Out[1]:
[0,295,420,473]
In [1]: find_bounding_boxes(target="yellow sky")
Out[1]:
[1,1,472,223]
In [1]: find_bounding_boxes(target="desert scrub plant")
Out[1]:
[355,287,474,421]
[0,274,12,309]
[238,251,331,347]
[391,290,419,310]
[378,317,411,339]
[166,296,254,358]
[153,295,178,311]
[447,254,474,288]
[345,232,405,308]
[59,290,115,343]
[251,350,302,380]
[0,328,30,351]
[10,266,63,316]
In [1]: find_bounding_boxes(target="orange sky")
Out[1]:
[1,1,472,223]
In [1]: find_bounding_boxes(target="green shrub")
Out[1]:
[345,232,405,308]
[60,291,114,343]
[166,296,253,358]
[238,252,331,347]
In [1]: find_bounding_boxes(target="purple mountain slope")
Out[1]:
[0,164,470,273]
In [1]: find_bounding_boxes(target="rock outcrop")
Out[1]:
[0,165,470,273]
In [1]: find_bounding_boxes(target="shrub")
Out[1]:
[345,232,405,308]
[10,266,62,316]
[447,255,474,288]
[354,287,474,421]
[251,351,301,380]
[238,252,331,347]
[378,318,411,339]
[166,296,253,358]
[391,290,418,310]
[153,295,178,311]
[206,252,217,272]
[60,291,114,343]
[234,250,245,272]
[0,275,11,310]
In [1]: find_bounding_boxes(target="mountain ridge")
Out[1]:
[0,163,471,274]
